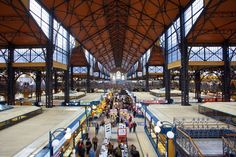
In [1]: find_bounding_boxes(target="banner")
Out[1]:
[104,123,112,139]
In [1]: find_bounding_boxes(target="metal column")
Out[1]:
[45,10,54,108]
[98,71,101,79]
[180,8,189,106]
[162,65,165,88]
[86,65,91,93]
[194,70,201,102]
[179,73,181,90]
[54,71,58,93]
[70,66,74,90]
[164,32,171,103]
[145,64,149,92]
[46,44,53,108]
[36,71,42,103]
[64,32,71,104]
[222,41,231,101]
[7,46,15,105]
[64,70,69,103]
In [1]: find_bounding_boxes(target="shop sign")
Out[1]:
[104,123,112,138]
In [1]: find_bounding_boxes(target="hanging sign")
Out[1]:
[104,123,112,138]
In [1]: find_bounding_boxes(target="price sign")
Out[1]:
[104,123,111,138]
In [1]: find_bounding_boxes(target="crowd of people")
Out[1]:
[76,136,99,157]
[76,91,141,157]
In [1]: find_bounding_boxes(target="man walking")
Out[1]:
[133,121,137,133]
[92,136,98,151]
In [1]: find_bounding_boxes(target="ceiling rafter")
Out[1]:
[187,0,236,44]
[39,0,191,72]
[122,0,148,69]
[85,0,115,70]
[0,0,48,47]
[124,0,166,69]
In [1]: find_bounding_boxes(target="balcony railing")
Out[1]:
[176,128,204,157]
[222,134,236,157]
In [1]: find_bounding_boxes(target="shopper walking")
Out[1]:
[128,115,132,123]
[86,138,92,155]
[92,136,98,151]
[89,148,95,157]
[95,123,99,135]
[129,122,133,133]
[133,121,137,133]
[133,110,136,118]
[77,140,85,157]
[108,142,114,155]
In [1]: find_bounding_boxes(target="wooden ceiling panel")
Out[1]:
[76,3,90,16]
[187,0,236,45]
[40,0,191,72]
[148,46,164,66]
[70,47,88,66]
[0,0,48,47]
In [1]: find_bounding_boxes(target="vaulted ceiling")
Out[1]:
[0,0,48,48]
[39,0,191,72]
[187,0,236,45]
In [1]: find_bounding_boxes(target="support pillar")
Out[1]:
[54,71,58,93]
[195,70,201,102]
[36,71,42,103]
[86,65,91,93]
[180,8,189,106]
[45,10,54,108]
[64,32,71,104]
[222,41,231,101]
[70,66,74,90]
[64,69,69,103]
[162,65,165,88]
[98,71,101,79]
[179,73,181,90]
[145,64,149,92]
[7,46,15,105]
[164,32,171,103]
[46,44,53,108]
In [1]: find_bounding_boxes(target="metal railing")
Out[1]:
[176,128,204,157]
[222,134,236,157]
[174,117,236,139]
[174,117,232,130]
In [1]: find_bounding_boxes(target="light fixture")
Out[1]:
[65,128,71,134]
[64,128,72,139]
[52,139,60,147]
[157,121,163,127]
[92,105,97,110]
[154,125,161,133]
[166,131,174,139]
[64,133,71,140]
